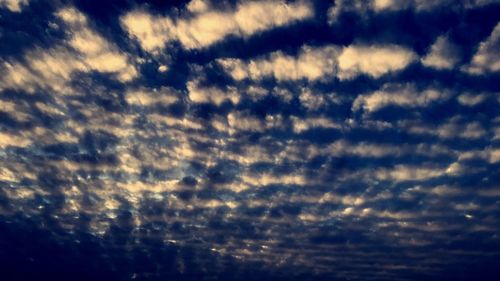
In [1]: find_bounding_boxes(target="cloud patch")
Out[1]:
[121,0,313,52]
[329,0,500,23]
[463,22,500,75]
[218,45,339,81]
[0,0,29,12]
[337,44,416,79]
[0,7,137,94]
[352,83,448,113]
[218,44,416,81]
[421,35,461,70]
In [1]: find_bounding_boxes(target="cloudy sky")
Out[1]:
[0,0,499,280]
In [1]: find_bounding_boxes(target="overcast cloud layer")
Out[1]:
[1,1,500,281]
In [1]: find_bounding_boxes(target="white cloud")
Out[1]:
[337,44,416,79]
[241,172,306,187]
[217,45,339,81]
[245,85,268,101]
[458,148,500,164]
[327,140,401,158]
[457,93,487,106]
[441,121,487,140]
[290,116,341,133]
[187,80,240,105]
[158,65,168,72]
[233,1,312,35]
[372,0,396,11]
[120,11,175,53]
[218,43,415,81]
[0,131,32,148]
[0,7,137,94]
[0,99,31,122]
[227,111,266,133]
[488,149,500,163]
[58,8,137,81]
[463,22,500,75]
[186,0,209,14]
[401,117,488,140]
[213,111,285,136]
[1,48,86,94]
[125,87,179,106]
[374,165,447,182]
[121,0,313,52]
[299,88,343,111]
[0,0,28,12]
[421,35,460,70]
[324,140,451,159]
[352,83,448,113]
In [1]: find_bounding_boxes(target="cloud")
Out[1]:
[329,0,500,22]
[0,131,32,148]
[158,65,168,72]
[352,83,448,113]
[212,111,285,135]
[291,116,341,133]
[227,111,266,133]
[327,0,370,24]
[324,140,452,159]
[299,88,344,111]
[125,87,179,106]
[121,0,313,52]
[463,22,500,75]
[0,99,31,122]
[458,148,500,164]
[241,172,307,187]
[187,79,240,105]
[374,164,449,182]
[372,0,399,11]
[1,48,86,94]
[0,7,137,94]
[119,11,175,53]
[457,92,487,106]
[57,8,137,81]
[401,117,488,140]
[337,45,416,79]
[421,35,460,70]
[0,0,29,12]
[186,0,210,14]
[327,140,402,158]
[218,45,340,81]
[1,2,499,280]
[218,44,415,81]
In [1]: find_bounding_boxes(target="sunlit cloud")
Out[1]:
[462,22,500,75]
[121,0,313,52]
[0,0,29,12]
[337,44,416,79]
[218,45,339,81]
[421,35,461,70]
[1,1,499,280]
[352,83,449,113]
[329,0,500,23]
[218,43,416,81]
[0,7,137,94]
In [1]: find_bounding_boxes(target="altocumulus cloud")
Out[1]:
[120,0,313,52]
[0,1,500,281]
[217,43,416,81]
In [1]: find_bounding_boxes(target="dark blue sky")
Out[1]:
[1,1,500,280]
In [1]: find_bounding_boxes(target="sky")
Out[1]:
[0,0,499,280]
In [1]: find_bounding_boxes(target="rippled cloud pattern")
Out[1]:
[1,1,500,280]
